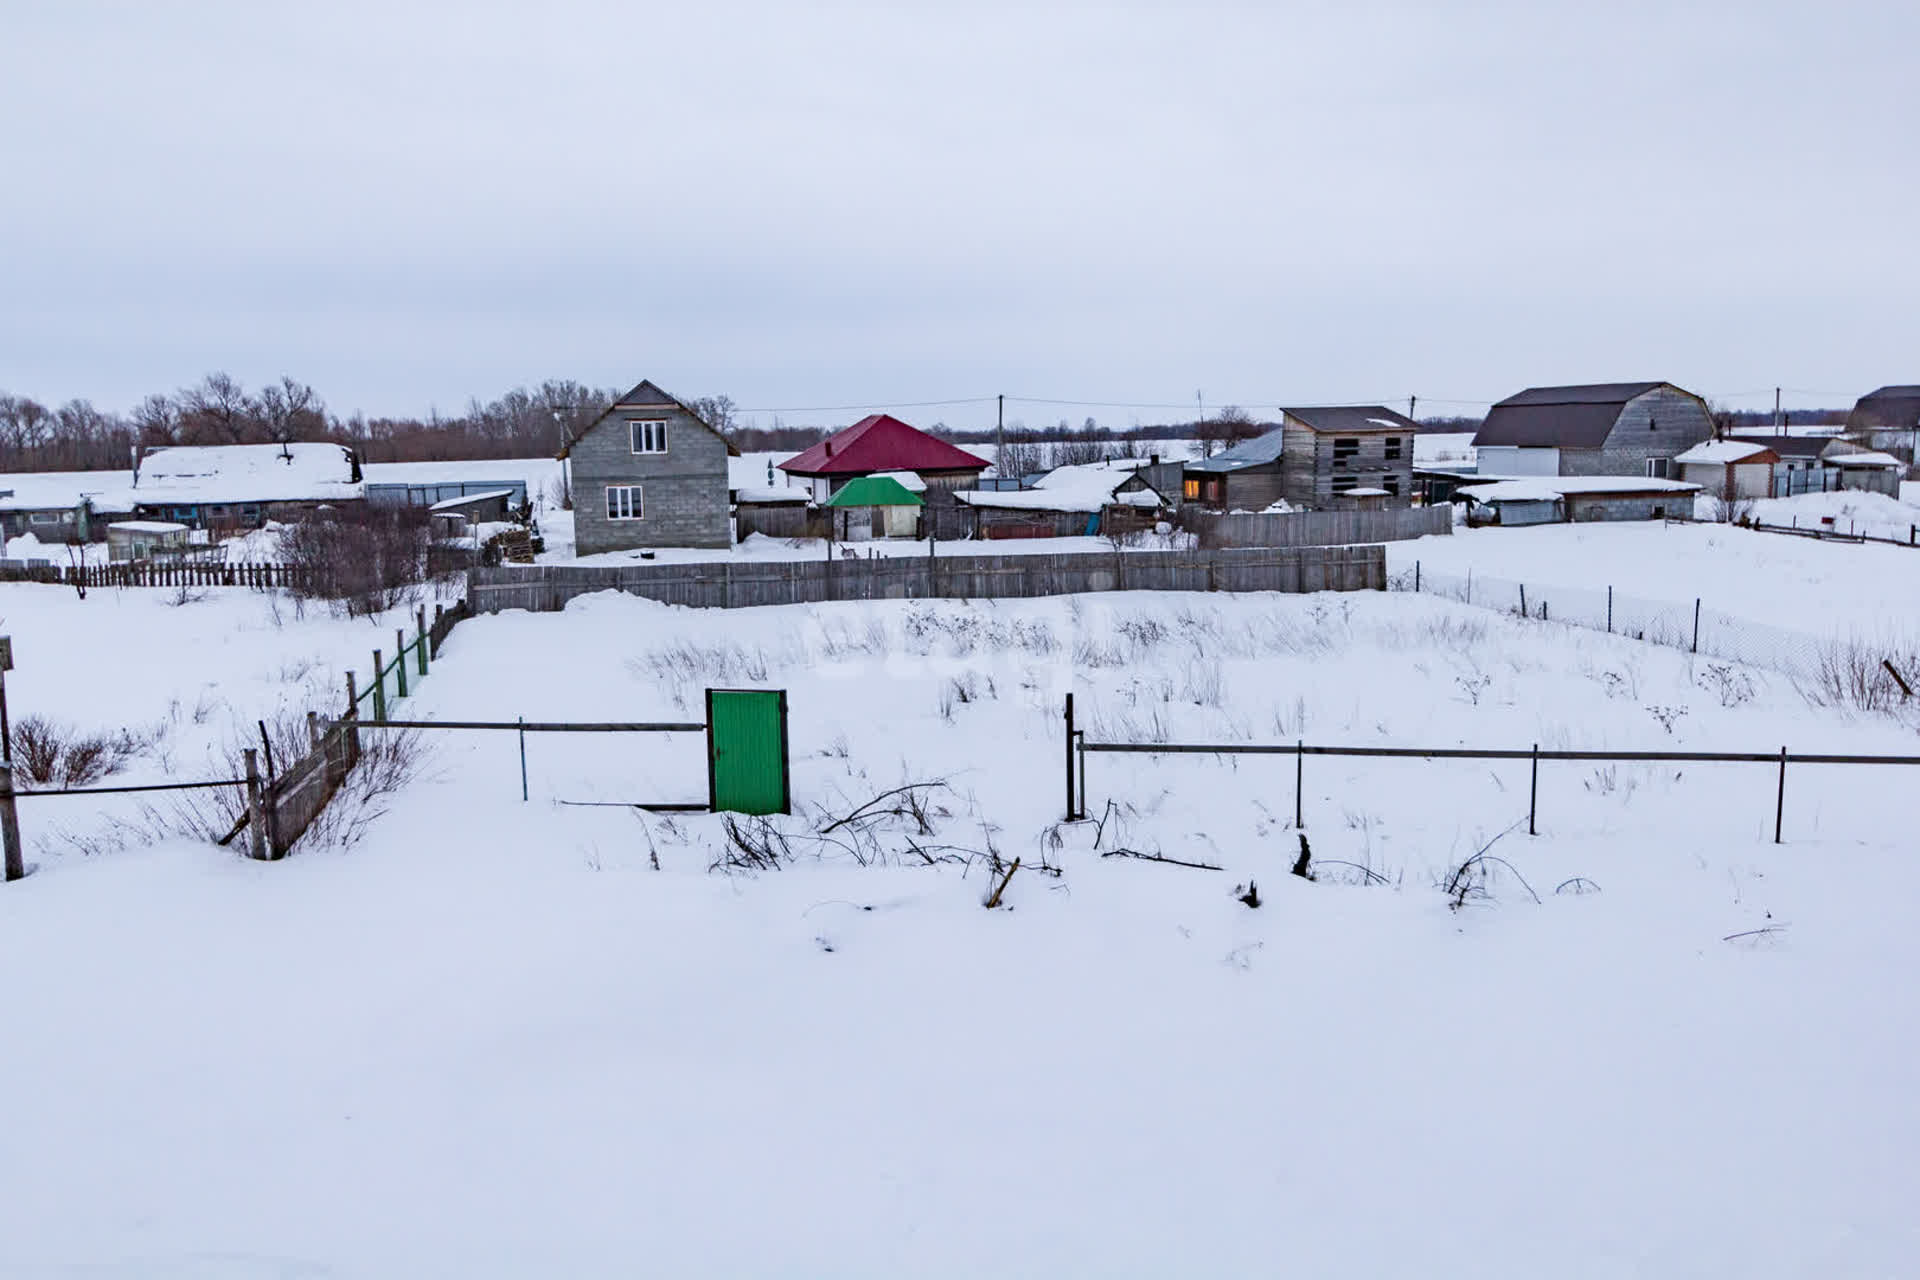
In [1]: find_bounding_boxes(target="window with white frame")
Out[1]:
[30,512,63,525]
[606,485,643,520]
[1646,457,1671,479]
[629,419,668,454]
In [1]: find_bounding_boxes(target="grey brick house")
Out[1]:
[560,380,736,554]
[1474,383,1713,479]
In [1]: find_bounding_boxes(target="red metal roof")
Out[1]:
[779,414,988,476]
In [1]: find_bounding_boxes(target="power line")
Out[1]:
[733,396,996,414]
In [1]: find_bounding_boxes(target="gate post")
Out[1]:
[243,748,268,862]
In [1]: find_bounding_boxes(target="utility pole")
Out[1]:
[995,394,1004,481]
[1409,394,1418,421]
[1774,387,1782,435]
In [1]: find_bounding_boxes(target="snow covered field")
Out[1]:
[0,570,1916,1274]
[1391,519,1920,633]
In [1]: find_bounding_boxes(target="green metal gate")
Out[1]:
[705,689,790,815]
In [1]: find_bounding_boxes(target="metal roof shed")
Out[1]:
[823,474,924,540]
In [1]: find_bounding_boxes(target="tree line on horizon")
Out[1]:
[0,375,1848,475]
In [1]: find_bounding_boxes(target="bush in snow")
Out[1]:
[277,506,432,617]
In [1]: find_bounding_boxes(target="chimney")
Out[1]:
[825,441,834,458]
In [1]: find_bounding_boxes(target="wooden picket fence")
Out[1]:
[44,560,315,590]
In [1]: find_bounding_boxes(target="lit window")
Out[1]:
[1183,478,1201,500]
[629,420,668,454]
[606,486,643,520]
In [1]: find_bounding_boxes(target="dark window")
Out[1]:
[1382,475,1400,496]
[1646,458,1671,479]
[1651,505,1666,518]
[1330,475,1359,492]
[629,420,668,454]
[1383,437,1402,460]
[1332,438,1360,463]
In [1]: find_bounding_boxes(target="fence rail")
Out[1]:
[1063,700,1920,845]
[468,545,1385,614]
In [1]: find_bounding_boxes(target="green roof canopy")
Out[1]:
[824,475,924,508]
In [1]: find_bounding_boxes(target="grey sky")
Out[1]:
[3,0,1914,429]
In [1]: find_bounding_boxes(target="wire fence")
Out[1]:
[1385,561,1915,698]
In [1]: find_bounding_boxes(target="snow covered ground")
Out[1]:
[1390,520,1920,633]
[1742,487,1920,543]
[0,577,1916,1273]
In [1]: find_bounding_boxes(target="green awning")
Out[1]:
[824,475,924,508]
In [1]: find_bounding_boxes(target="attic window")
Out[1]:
[629,420,668,454]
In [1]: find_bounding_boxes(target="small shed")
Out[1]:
[1821,448,1905,496]
[1675,440,1778,504]
[824,474,924,540]
[1338,486,1391,512]
[426,489,516,540]
[107,520,191,562]
[1460,477,1698,526]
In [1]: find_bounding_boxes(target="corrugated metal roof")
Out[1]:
[780,415,989,477]
[1186,429,1285,473]
[822,475,924,507]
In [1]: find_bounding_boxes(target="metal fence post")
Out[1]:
[1774,746,1787,844]
[393,630,409,699]
[1607,585,1613,633]
[1414,560,1420,592]
[371,651,386,723]
[1692,599,1701,654]
[518,716,529,802]
[417,606,429,676]
[1064,694,1076,821]
[1529,743,1539,835]
[1294,739,1304,828]
[243,748,268,861]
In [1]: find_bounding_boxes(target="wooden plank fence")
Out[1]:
[467,545,1386,614]
[1186,505,1452,548]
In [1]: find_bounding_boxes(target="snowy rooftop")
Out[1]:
[1675,440,1776,464]
[1824,450,1905,468]
[734,486,811,504]
[0,469,136,512]
[428,489,516,511]
[956,486,1160,514]
[1345,487,1390,496]
[134,443,362,504]
[1462,476,1700,502]
[107,520,188,534]
[867,469,929,493]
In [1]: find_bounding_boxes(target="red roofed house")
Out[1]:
[779,415,989,504]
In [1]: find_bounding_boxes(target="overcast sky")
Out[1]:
[3,0,1914,429]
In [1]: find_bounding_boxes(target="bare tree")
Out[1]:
[177,373,259,444]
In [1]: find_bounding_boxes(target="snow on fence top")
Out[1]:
[134,443,362,504]
[1824,450,1904,469]
[428,489,517,512]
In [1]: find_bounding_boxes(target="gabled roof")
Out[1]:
[558,378,739,459]
[612,379,681,408]
[1474,382,1686,449]
[1281,405,1420,434]
[823,475,924,507]
[779,414,989,477]
[133,443,362,504]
